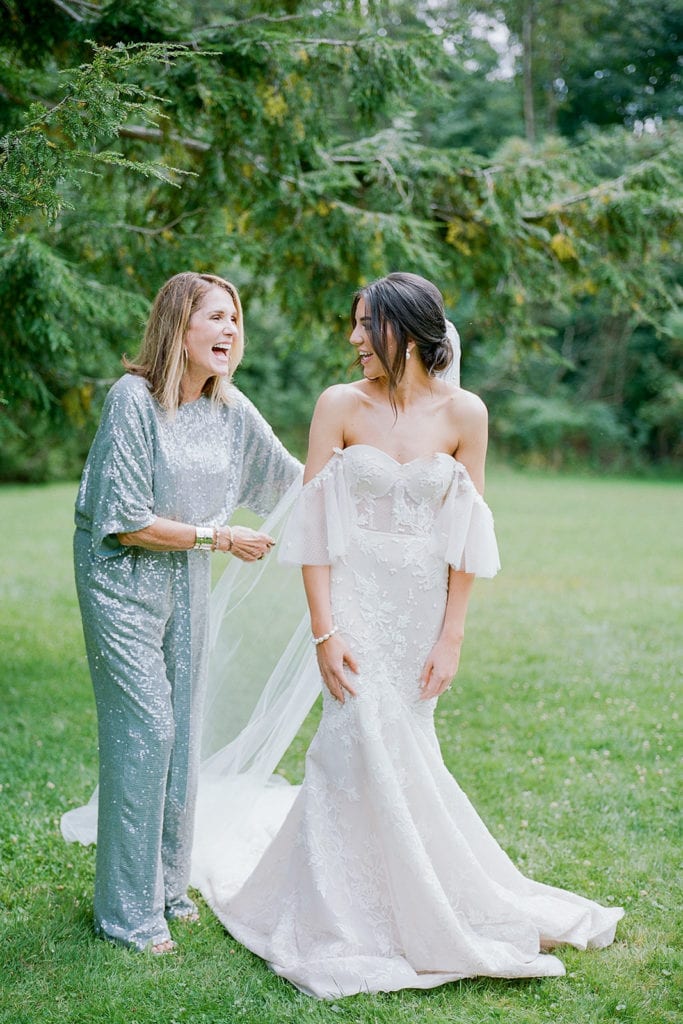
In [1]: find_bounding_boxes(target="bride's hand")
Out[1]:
[316,634,359,704]
[229,525,275,562]
[419,636,463,700]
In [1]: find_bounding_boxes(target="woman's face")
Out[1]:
[183,285,238,389]
[350,297,394,381]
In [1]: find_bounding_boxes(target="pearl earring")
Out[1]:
[406,348,411,361]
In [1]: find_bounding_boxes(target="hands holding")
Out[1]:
[228,525,276,562]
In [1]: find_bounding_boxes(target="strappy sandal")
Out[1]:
[151,938,178,955]
[165,896,200,923]
[174,910,200,923]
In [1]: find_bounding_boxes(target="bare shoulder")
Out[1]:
[314,382,363,412]
[306,384,364,478]
[441,383,488,428]
[312,381,367,427]
[437,386,488,489]
[456,386,488,424]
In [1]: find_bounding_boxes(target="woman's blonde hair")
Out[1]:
[124,272,245,411]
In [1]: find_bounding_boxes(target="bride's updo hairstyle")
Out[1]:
[351,271,454,402]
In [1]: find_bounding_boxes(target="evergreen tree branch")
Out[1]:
[117,123,210,152]
[194,13,311,34]
[49,0,84,22]
[107,209,205,236]
[0,42,214,228]
[520,149,678,219]
[0,85,211,154]
[49,0,99,22]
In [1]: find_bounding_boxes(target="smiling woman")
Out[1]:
[61,271,301,955]
[123,273,245,415]
[182,286,242,402]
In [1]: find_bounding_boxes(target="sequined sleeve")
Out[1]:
[74,376,157,558]
[236,395,302,516]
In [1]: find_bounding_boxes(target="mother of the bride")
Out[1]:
[70,272,300,954]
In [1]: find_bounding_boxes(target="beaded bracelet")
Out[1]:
[312,626,338,646]
[209,525,234,553]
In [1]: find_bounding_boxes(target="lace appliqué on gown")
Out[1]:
[203,446,622,998]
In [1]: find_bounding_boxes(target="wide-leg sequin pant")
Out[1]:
[74,530,211,949]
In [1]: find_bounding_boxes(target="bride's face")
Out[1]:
[350,298,395,380]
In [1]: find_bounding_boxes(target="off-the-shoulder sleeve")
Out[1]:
[278,450,353,566]
[236,395,302,517]
[74,377,157,558]
[435,467,501,578]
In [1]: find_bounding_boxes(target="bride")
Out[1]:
[199,272,623,997]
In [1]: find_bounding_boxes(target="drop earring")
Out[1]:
[406,348,411,361]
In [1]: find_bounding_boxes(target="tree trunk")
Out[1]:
[546,0,564,134]
[522,1,536,144]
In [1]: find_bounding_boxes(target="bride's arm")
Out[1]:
[453,390,489,493]
[302,386,359,703]
[420,393,489,700]
[302,384,350,482]
[419,568,474,699]
[303,565,359,704]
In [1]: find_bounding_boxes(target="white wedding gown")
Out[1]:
[196,445,623,998]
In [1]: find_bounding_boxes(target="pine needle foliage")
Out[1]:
[0,41,200,230]
[0,0,681,476]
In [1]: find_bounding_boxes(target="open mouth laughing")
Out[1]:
[212,342,232,361]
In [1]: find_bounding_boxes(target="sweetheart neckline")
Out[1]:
[335,443,462,470]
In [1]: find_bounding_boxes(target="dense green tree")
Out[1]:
[0,0,681,478]
[1,0,443,474]
[408,0,682,468]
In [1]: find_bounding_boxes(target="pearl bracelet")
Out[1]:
[312,626,338,646]
[196,525,234,553]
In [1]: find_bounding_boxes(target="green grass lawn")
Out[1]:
[1,470,681,1024]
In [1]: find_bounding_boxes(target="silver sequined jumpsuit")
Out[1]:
[73,374,300,949]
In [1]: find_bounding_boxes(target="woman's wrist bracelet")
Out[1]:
[312,626,338,646]
[194,526,214,550]
[196,525,234,553]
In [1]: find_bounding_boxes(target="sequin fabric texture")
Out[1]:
[73,373,300,949]
[210,445,623,998]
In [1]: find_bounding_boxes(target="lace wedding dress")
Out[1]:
[197,445,623,998]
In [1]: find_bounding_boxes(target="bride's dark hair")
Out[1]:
[351,272,453,404]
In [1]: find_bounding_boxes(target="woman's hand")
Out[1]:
[419,635,463,700]
[316,634,359,705]
[229,525,275,562]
